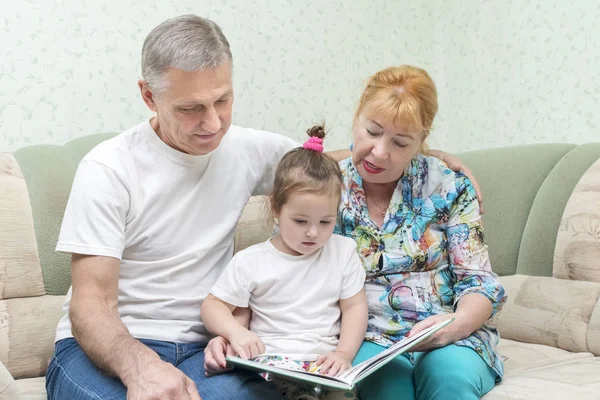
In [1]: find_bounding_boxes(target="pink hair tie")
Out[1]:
[303,137,324,153]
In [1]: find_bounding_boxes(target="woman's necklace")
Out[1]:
[368,196,388,218]
[365,182,396,221]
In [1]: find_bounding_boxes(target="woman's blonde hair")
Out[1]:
[355,65,438,152]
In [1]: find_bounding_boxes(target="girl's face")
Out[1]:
[272,192,339,256]
[352,112,423,185]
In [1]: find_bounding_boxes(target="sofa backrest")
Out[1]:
[10,137,600,293]
[12,133,116,296]
[0,154,66,379]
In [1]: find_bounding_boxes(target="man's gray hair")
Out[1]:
[141,14,232,93]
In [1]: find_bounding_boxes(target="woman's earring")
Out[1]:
[274,218,279,225]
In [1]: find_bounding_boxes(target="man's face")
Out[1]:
[140,61,234,155]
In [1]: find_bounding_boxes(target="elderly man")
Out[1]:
[45,14,477,400]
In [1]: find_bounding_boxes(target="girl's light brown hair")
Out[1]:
[268,125,343,218]
[355,65,438,152]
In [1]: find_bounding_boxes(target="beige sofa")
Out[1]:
[2,137,600,399]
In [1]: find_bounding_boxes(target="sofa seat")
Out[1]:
[7,339,599,400]
[14,377,45,400]
[484,339,600,399]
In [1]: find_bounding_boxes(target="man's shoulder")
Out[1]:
[415,153,473,201]
[80,122,146,170]
[420,154,456,176]
[223,124,299,150]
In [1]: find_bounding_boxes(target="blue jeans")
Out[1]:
[45,338,284,400]
[353,342,498,400]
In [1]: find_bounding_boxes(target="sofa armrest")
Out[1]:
[0,359,24,400]
[492,275,600,354]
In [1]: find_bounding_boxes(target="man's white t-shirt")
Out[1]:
[54,120,298,343]
[210,235,366,361]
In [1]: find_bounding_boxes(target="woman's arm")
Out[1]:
[409,175,506,350]
[448,176,506,318]
[454,293,494,337]
[201,295,265,359]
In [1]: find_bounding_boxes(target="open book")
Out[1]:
[226,317,454,391]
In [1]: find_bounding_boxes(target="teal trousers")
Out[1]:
[353,342,498,400]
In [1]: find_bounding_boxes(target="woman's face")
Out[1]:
[352,112,423,185]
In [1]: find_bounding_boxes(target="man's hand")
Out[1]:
[229,328,266,360]
[315,351,353,377]
[204,336,235,377]
[124,359,201,400]
[428,149,484,214]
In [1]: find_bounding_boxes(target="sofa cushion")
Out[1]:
[589,299,600,356]
[234,196,273,254]
[517,143,600,276]
[484,355,600,399]
[554,157,600,283]
[0,154,44,301]
[14,377,45,400]
[493,275,600,354]
[486,339,600,399]
[0,295,65,379]
[497,339,594,376]
[0,360,25,400]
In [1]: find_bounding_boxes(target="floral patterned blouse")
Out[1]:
[335,154,507,380]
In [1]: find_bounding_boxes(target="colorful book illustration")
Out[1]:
[226,318,454,391]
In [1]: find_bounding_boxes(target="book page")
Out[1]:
[225,356,355,390]
[337,318,454,383]
[226,318,453,388]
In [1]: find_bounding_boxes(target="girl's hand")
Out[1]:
[229,329,266,360]
[407,313,467,352]
[315,351,353,377]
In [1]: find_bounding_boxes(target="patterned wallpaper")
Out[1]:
[1,0,599,153]
[429,0,600,153]
[0,0,431,152]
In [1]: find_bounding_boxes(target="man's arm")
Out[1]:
[70,254,200,400]
[427,149,483,212]
[70,254,149,379]
[325,149,351,162]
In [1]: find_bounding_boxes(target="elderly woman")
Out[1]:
[335,65,506,400]
[204,65,505,400]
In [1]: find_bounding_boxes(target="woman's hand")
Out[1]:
[428,149,484,214]
[203,336,235,377]
[407,313,468,352]
[315,351,353,377]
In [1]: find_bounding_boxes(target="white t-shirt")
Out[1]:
[54,120,298,343]
[210,235,366,361]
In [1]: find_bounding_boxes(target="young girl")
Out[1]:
[201,126,368,400]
